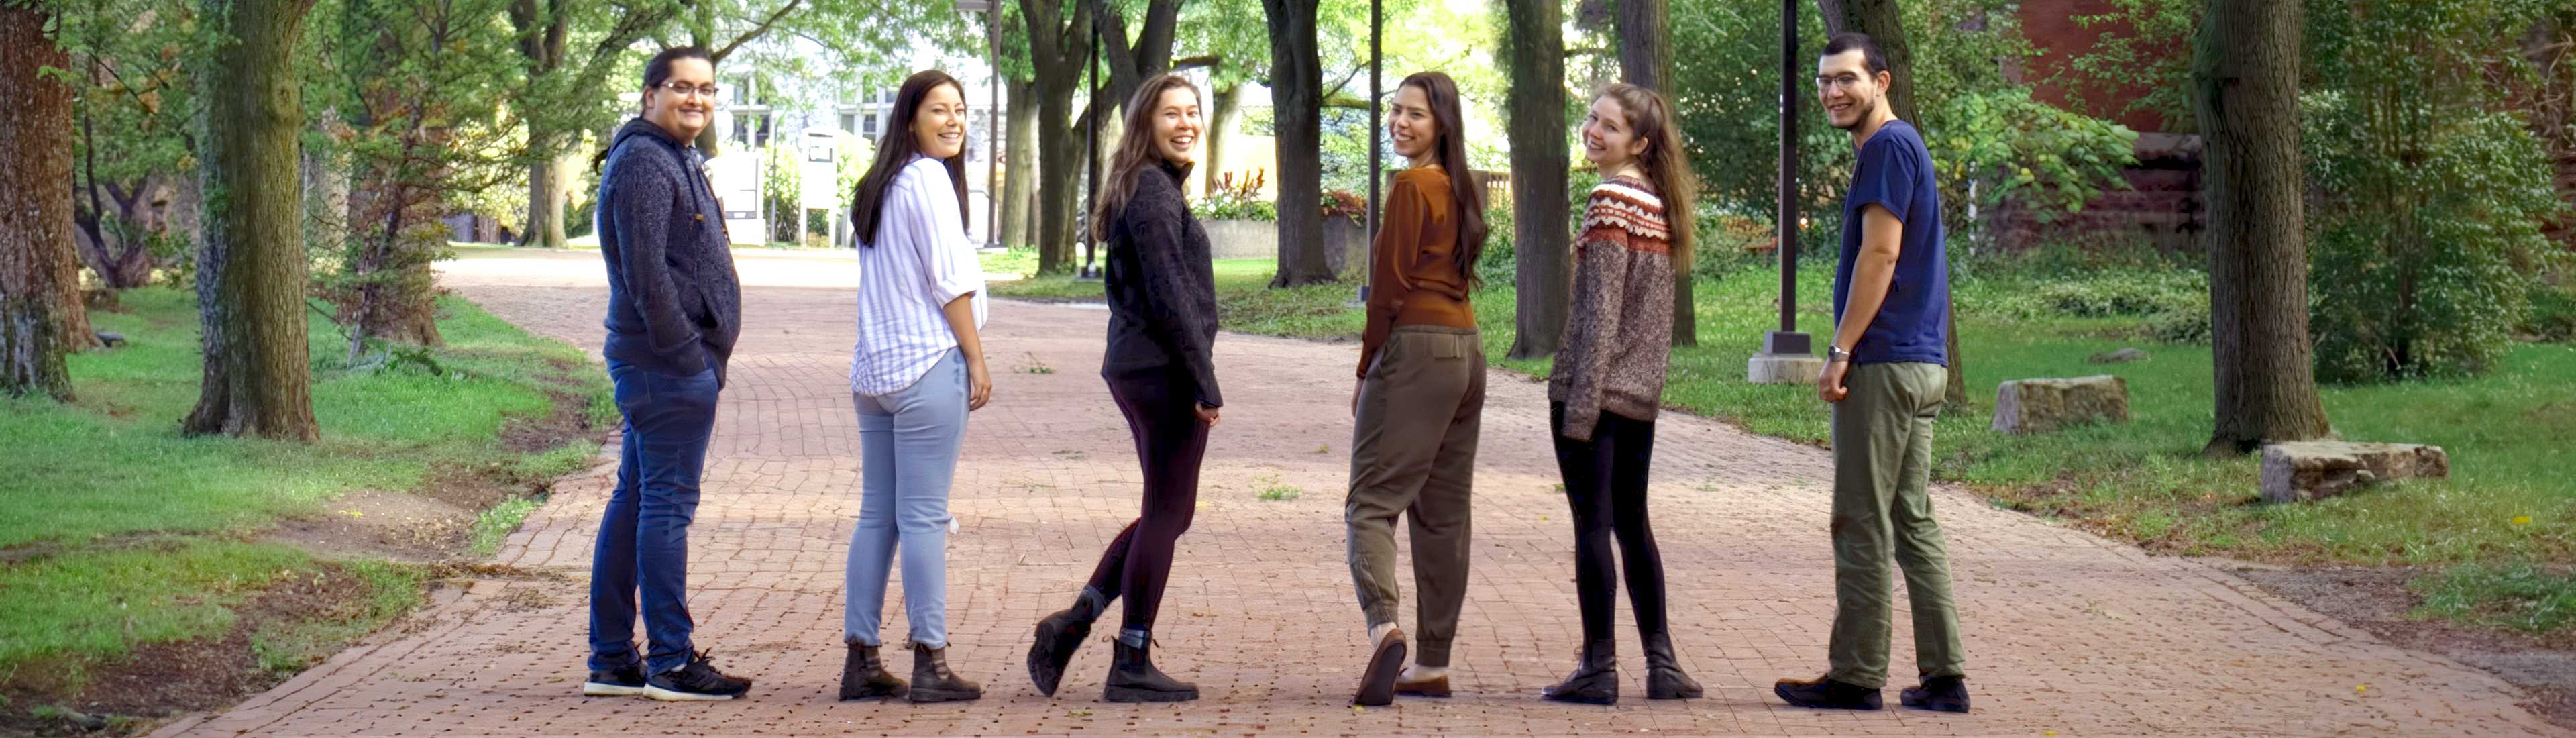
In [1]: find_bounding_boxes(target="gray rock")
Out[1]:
[2260,441,2450,503]
[1992,375,2131,434]
[2089,347,2151,364]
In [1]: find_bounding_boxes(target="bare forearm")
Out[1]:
[943,293,984,366]
[1833,207,1904,352]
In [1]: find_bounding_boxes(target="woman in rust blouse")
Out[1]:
[1342,70,1492,707]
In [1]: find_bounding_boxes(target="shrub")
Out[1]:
[1321,189,1368,225]
[2523,280,2576,342]
[1191,170,1276,221]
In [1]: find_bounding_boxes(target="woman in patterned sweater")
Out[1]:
[1542,83,1705,706]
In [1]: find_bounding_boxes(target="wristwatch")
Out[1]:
[1827,346,1853,364]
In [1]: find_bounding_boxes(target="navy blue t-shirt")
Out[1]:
[1831,120,1949,366]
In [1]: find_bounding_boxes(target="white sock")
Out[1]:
[1368,622,1396,645]
[1399,664,1447,681]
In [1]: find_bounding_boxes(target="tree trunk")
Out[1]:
[1,9,96,402]
[523,144,571,248]
[1001,76,1038,250]
[1819,0,1958,407]
[1205,81,1242,199]
[185,0,319,441]
[2194,0,2329,455]
[1505,0,1570,359]
[1024,0,1092,274]
[1617,0,1693,346]
[1265,0,1334,286]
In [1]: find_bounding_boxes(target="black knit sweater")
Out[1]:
[596,119,742,386]
[1100,160,1222,408]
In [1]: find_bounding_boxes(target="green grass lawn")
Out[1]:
[0,287,608,698]
[989,249,2576,640]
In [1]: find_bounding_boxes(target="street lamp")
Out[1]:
[1748,0,1822,384]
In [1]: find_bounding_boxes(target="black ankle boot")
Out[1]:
[1542,637,1618,705]
[908,642,983,703]
[1900,674,1970,713]
[1641,631,1703,700]
[837,641,908,700]
[1104,638,1198,702]
[1028,588,1106,697]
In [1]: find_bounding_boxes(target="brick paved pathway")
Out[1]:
[155,248,2564,736]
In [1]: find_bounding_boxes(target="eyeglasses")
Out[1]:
[659,81,722,99]
[1815,75,1865,91]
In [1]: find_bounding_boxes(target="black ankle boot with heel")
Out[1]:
[908,642,982,703]
[837,641,907,700]
[1641,631,1703,700]
[1104,633,1198,703]
[1026,588,1107,697]
[1541,637,1619,705]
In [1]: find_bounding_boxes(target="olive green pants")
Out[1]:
[1345,326,1485,667]
[1827,362,1966,689]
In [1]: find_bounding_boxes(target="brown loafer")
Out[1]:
[1352,628,1406,706]
[1393,674,1450,698]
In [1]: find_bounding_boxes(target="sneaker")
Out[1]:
[580,662,648,697]
[1900,674,1970,713]
[1773,674,1882,710]
[643,650,753,701]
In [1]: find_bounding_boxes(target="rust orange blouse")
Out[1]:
[1357,166,1477,378]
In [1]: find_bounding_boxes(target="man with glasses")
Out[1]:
[581,46,751,702]
[1774,32,1970,714]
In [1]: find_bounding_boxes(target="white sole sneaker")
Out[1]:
[643,684,741,701]
[581,682,648,697]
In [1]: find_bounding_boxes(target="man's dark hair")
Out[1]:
[643,46,714,91]
[1821,32,1888,76]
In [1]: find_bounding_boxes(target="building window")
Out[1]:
[863,112,881,137]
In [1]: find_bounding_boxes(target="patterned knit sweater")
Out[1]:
[1548,175,1674,442]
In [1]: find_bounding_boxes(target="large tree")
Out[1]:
[1818,0,1962,407]
[1000,77,1037,250]
[1020,0,1095,274]
[1617,0,1693,346]
[2192,0,2329,454]
[1264,0,1333,286]
[1503,0,1569,358]
[508,0,675,248]
[1,3,99,401]
[65,0,200,288]
[184,0,322,440]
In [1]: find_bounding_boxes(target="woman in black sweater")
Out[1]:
[1023,72,1220,704]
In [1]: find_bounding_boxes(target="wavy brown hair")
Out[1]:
[1092,74,1203,242]
[1597,82,1696,277]
[850,69,971,246]
[1397,72,1490,286]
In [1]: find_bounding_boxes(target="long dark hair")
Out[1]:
[1597,82,1696,277]
[592,46,712,171]
[1092,74,1203,242]
[850,69,971,246]
[1397,72,1490,286]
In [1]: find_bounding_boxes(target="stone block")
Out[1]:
[2259,441,2450,503]
[1992,375,2131,434]
[1748,353,1824,384]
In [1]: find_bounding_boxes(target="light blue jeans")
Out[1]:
[846,348,968,648]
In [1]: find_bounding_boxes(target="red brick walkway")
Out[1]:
[154,248,2564,736]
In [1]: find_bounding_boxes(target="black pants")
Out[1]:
[1550,402,1670,643]
[1083,370,1211,631]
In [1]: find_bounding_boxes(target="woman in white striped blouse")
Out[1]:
[835,68,991,705]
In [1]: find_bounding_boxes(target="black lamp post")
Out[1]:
[1750,0,1819,382]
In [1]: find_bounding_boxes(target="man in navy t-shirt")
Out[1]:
[1774,32,1970,715]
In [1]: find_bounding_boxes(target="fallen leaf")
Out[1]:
[2511,515,2533,526]
[2355,684,2368,694]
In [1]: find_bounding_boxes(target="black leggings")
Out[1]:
[1083,371,1210,631]
[1550,402,1670,643]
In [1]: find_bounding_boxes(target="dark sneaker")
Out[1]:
[1900,674,1970,713]
[581,662,647,697]
[1774,674,1881,710]
[644,650,753,701]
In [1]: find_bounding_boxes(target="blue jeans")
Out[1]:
[588,358,721,674]
[845,348,968,648]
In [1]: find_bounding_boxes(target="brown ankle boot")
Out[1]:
[908,642,982,703]
[837,641,907,700]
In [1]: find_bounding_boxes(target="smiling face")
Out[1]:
[642,57,716,143]
[1580,95,1646,170]
[1816,48,1889,131]
[911,81,967,160]
[1148,85,1202,166]
[1388,83,1440,166]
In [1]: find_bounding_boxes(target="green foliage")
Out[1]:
[2049,0,2200,131]
[1191,170,1277,221]
[2524,280,2576,341]
[1930,89,2137,247]
[2300,0,2567,383]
